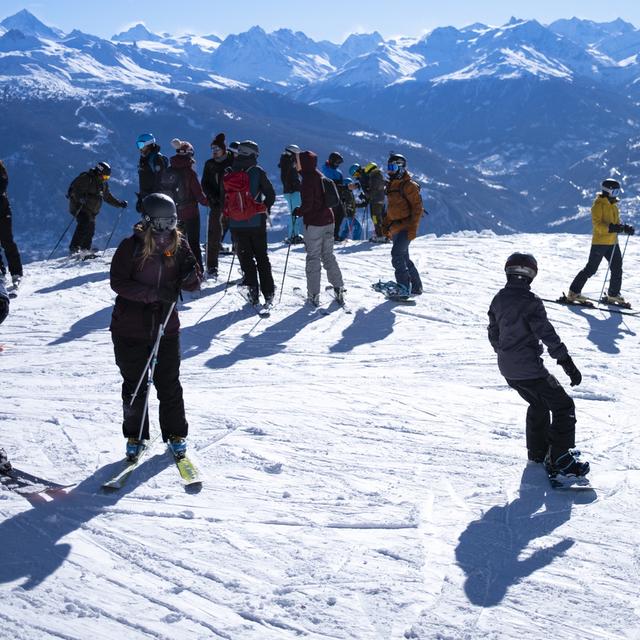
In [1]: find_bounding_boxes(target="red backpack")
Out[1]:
[222,170,267,221]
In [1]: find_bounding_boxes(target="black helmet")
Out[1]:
[387,153,407,177]
[328,151,343,167]
[142,193,177,232]
[94,161,111,177]
[602,178,621,198]
[505,252,538,281]
[237,140,260,157]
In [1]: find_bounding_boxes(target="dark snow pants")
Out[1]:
[206,206,229,273]
[0,200,23,276]
[570,243,622,297]
[69,208,97,253]
[234,227,275,299]
[179,217,203,273]
[112,334,188,441]
[506,375,576,462]
[391,229,422,293]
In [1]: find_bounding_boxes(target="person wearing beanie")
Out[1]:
[201,133,234,278]
[168,138,208,272]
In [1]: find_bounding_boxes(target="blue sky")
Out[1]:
[3,1,639,41]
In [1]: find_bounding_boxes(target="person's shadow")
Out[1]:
[0,454,170,590]
[455,464,596,607]
[329,302,396,353]
[204,306,323,369]
[49,305,112,345]
[36,272,109,295]
[574,307,635,355]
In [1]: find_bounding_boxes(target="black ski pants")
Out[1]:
[69,208,97,253]
[570,243,622,297]
[332,202,345,241]
[206,206,229,272]
[233,227,275,299]
[179,217,203,272]
[0,201,23,277]
[112,334,188,441]
[506,375,576,462]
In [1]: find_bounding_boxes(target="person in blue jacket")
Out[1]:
[321,152,346,240]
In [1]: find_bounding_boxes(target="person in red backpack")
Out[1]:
[169,138,208,273]
[223,140,276,305]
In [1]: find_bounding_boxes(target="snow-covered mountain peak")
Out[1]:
[0,28,43,52]
[112,23,162,43]
[0,9,63,40]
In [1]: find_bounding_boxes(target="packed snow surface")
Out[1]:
[1,231,639,639]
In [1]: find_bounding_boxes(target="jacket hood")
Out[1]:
[300,151,318,175]
[170,154,195,168]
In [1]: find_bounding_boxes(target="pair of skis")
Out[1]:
[102,436,202,491]
[546,293,638,316]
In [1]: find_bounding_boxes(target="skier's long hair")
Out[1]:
[137,223,183,264]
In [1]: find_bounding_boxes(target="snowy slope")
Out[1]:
[1,231,639,639]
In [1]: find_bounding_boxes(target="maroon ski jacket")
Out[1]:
[169,155,208,221]
[299,151,334,227]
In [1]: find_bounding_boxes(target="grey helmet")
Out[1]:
[142,193,177,232]
[237,140,260,157]
[505,252,538,281]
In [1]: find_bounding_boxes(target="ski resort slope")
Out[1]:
[1,231,639,640]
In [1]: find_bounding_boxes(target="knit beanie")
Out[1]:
[211,133,226,152]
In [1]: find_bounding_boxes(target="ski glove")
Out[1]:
[119,200,128,209]
[608,223,625,233]
[178,252,198,283]
[558,356,582,387]
[292,207,301,219]
[623,224,635,236]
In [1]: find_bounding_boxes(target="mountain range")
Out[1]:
[1,9,639,247]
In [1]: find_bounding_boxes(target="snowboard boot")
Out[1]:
[333,287,346,304]
[126,438,145,461]
[527,448,547,464]
[168,436,187,459]
[546,449,590,478]
[206,267,218,280]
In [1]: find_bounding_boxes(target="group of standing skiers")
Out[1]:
[0,127,636,486]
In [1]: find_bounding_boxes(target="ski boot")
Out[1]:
[602,293,631,309]
[0,447,12,474]
[168,436,187,459]
[307,293,321,307]
[566,290,589,304]
[333,287,346,305]
[126,438,145,461]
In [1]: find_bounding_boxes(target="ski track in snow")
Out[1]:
[1,233,639,639]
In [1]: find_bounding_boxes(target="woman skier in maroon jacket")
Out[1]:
[110,193,201,460]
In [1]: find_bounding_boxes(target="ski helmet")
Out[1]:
[94,161,111,178]
[328,152,343,168]
[387,153,407,177]
[285,144,301,155]
[136,133,156,150]
[142,193,177,232]
[229,141,240,155]
[602,178,621,198]
[348,163,361,178]
[237,140,260,157]
[504,252,538,281]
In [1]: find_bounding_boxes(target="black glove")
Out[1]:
[608,223,625,233]
[0,297,8,325]
[292,207,301,219]
[157,285,179,304]
[558,356,582,387]
[623,224,635,236]
[179,252,198,283]
[119,200,128,209]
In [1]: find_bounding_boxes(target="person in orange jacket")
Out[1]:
[382,153,424,296]
[567,178,635,305]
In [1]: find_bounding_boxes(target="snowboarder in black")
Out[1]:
[201,132,234,278]
[135,133,170,212]
[487,253,590,480]
[67,161,127,255]
[0,160,23,289]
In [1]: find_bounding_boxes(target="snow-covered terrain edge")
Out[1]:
[1,232,639,639]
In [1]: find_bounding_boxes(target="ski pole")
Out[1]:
[103,206,125,254]
[279,240,292,304]
[48,216,76,260]
[597,235,629,302]
[193,251,236,326]
[132,301,176,442]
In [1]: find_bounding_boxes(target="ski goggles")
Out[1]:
[610,188,620,198]
[387,163,402,173]
[148,216,177,232]
[137,139,155,150]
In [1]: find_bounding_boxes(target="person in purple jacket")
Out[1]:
[110,193,201,460]
[296,150,345,306]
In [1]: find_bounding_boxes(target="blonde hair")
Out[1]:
[137,224,182,266]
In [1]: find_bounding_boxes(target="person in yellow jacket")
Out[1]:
[567,178,635,304]
[381,153,424,296]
